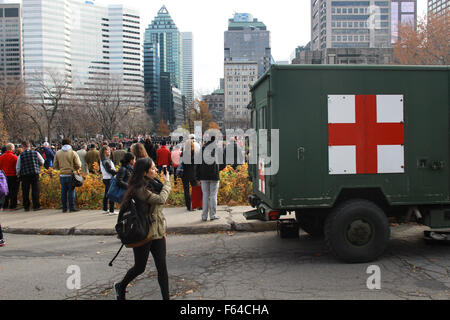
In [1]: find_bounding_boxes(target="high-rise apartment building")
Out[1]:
[224,13,270,129]
[0,2,22,84]
[224,13,271,77]
[22,0,143,106]
[181,32,193,107]
[311,0,391,50]
[224,61,257,129]
[108,5,144,104]
[391,0,417,44]
[428,0,449,16]
[144,5,182,122]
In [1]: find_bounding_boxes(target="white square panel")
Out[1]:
[328,95,355,124]
[377,145,405,174]
[329,146,356,175]
[377,95,404,123]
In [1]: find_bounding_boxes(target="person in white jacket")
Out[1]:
[100,146,117,215]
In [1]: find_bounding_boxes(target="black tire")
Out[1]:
[295,211,325,237]
[325,199,390,263]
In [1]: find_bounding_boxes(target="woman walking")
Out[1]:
[100,146,117,215]
[114,158,172,300]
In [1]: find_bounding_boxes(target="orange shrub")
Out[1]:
[36,164,253,209]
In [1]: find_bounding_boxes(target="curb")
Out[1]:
[4,222,278,236]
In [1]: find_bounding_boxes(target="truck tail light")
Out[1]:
[269,211,280,221]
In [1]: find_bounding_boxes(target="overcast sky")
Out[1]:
[98,0,426,95]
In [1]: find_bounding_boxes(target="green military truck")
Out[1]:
[246,65,450,263]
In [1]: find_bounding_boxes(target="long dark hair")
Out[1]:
[121,158,153,206]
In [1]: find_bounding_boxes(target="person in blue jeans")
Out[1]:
[53,138,82,212]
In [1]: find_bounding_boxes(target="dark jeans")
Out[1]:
[21,174,40,210]
[103,179,115,213]
[182,176,198,211]
[0,196,4,239]
[60,176,75,211]
[3,176,18,209]
[118,238,169,300]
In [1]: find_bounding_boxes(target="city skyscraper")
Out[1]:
[144,5,182,123]
[0,2,22,84]
[224,13,271,129]
[224,13,271,77]
[391,0,417,44]
[311,0,392,50]
[428,0,449,16]
[22,0,144,106]
[181,32,194,107]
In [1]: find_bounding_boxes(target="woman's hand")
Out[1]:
[164,170,170,182]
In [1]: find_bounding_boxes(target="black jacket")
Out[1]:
[196,141,220,181]
[144,142,157,162]
[180,150,197,182]
[116,164,133,189]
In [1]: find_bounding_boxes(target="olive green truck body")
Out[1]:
[247,65,450,262]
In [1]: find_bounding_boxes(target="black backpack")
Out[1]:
[108,198,152,267]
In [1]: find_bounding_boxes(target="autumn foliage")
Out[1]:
[393,13,450,65]
[35,164,252,210]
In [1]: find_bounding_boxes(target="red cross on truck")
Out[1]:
[246,65,450,263]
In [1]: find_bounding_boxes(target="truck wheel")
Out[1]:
[295,212,325,237]
[324,199,390,263]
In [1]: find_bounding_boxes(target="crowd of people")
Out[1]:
[0,134,246,252]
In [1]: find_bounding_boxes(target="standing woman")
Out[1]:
[130,143,149,161]
[100,146,117,215]
[114,158,171,300]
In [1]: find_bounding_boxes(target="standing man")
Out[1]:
[16,141,44,212]
[112,143,126,167]
[86,144,100,174]
[54,138,82,213]
[0,143,19,210]
[77,144,89,174]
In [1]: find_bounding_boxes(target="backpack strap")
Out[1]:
[108,244,124,267]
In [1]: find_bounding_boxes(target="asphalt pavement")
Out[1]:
[0,205,279,236]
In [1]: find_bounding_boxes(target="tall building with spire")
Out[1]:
[143,5,182,124]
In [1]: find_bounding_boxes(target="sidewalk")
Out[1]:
[0,206,279,236]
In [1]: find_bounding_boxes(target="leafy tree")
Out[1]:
[393,13,449,65]
[156,119,170,136]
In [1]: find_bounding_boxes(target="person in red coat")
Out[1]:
[0,143,19,210]
[156,140,172,174]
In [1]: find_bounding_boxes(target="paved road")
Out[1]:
[0,223,449,300]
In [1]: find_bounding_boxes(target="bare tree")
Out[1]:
[26,69,72,142]
[0,80,37,141]
[121,108,153,138]
[82,77,139,140]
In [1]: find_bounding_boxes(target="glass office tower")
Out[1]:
[181,32,193,107]
[143,5,182,121]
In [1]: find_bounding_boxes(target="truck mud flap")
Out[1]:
[243,209,265,221]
